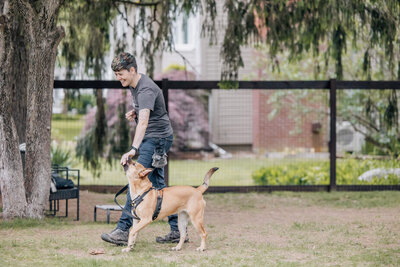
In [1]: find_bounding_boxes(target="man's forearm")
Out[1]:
[131,109,150,150]
[132,120,147,149]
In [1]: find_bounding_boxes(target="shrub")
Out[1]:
[51,146,73,167]
[52,114,82,121]
[252,161,329,185]
[252,159,400,185]
[68,93,96,114]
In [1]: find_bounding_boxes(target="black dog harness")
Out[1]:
[114,184,164,221]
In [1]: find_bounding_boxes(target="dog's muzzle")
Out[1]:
[123,164,129,172]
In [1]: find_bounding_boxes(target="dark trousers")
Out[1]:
[117,135,178,232]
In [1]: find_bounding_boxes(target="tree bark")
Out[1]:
[9,8,28,145]
[0,1,28,218]
[0,0,65,219]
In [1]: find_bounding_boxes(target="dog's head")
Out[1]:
[123,159,153,182]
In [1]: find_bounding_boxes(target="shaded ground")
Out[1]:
[0,191,399,266]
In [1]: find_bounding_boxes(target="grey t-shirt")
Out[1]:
[130,74,173,138]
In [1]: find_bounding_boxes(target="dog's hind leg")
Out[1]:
[171,211,189,251]
[189,203,207,251]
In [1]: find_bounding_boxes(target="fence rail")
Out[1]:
[54,79,400,192]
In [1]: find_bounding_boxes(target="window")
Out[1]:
[173,13,197,50]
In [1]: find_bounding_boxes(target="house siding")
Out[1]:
[211,89,253,145]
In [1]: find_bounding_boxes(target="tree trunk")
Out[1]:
[9,9,28,145]
[0,0,65,219]
[0,2,28,217]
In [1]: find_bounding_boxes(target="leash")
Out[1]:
[114,184,164,221]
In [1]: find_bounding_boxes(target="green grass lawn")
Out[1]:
[74,158,269,186]
[74,158,303,186]
[51,115,85,143]
[169,158,273,186]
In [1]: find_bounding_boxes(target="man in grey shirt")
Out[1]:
[129,75,173,139]
[101,52,186,245]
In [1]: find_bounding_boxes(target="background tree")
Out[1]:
[0,0,65,219]
[57,0,116,176]
[223,0,400,80]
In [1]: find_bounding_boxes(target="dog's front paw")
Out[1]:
[122,247,132,253]
[196,247,206,252]
[171,246,182,251]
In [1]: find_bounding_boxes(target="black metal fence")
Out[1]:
[54,79,400,192]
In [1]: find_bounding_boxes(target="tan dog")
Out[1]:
[121,159,218,252]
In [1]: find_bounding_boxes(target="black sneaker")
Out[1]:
[101,228,128,246]
[155,230,189,243]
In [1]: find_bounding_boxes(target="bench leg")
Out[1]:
[107,209,110,224]
[65,199,68,217]
[76,193,79,221]
[94,206,97,222]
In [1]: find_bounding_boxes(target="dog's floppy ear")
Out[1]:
[138,168,153,178]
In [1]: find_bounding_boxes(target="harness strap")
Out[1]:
[131,186,153,220]
[152,189,164,220]
[114,184,163,221]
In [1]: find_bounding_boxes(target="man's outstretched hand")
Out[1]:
[121,150,136,165]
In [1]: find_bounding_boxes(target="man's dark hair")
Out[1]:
[111,52,138,72]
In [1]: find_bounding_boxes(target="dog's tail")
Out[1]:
[197,167,219,194]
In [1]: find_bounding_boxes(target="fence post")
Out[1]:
[329,79,337,191]
[162,78,170,186]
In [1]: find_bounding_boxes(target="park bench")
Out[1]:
[49,165,80,221]
[94,204,122,224]
[19,144,80,220]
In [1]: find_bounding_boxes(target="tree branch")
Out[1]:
[350,113,380,132]
[171,47,201,77]
[115,0,160,7]
[112,2,133,28]
[350,120,392,154]
[364,135,392,154]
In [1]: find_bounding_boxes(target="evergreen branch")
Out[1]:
[113,2,201,77]
[113,2,159,42]
[112,2,136,30]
